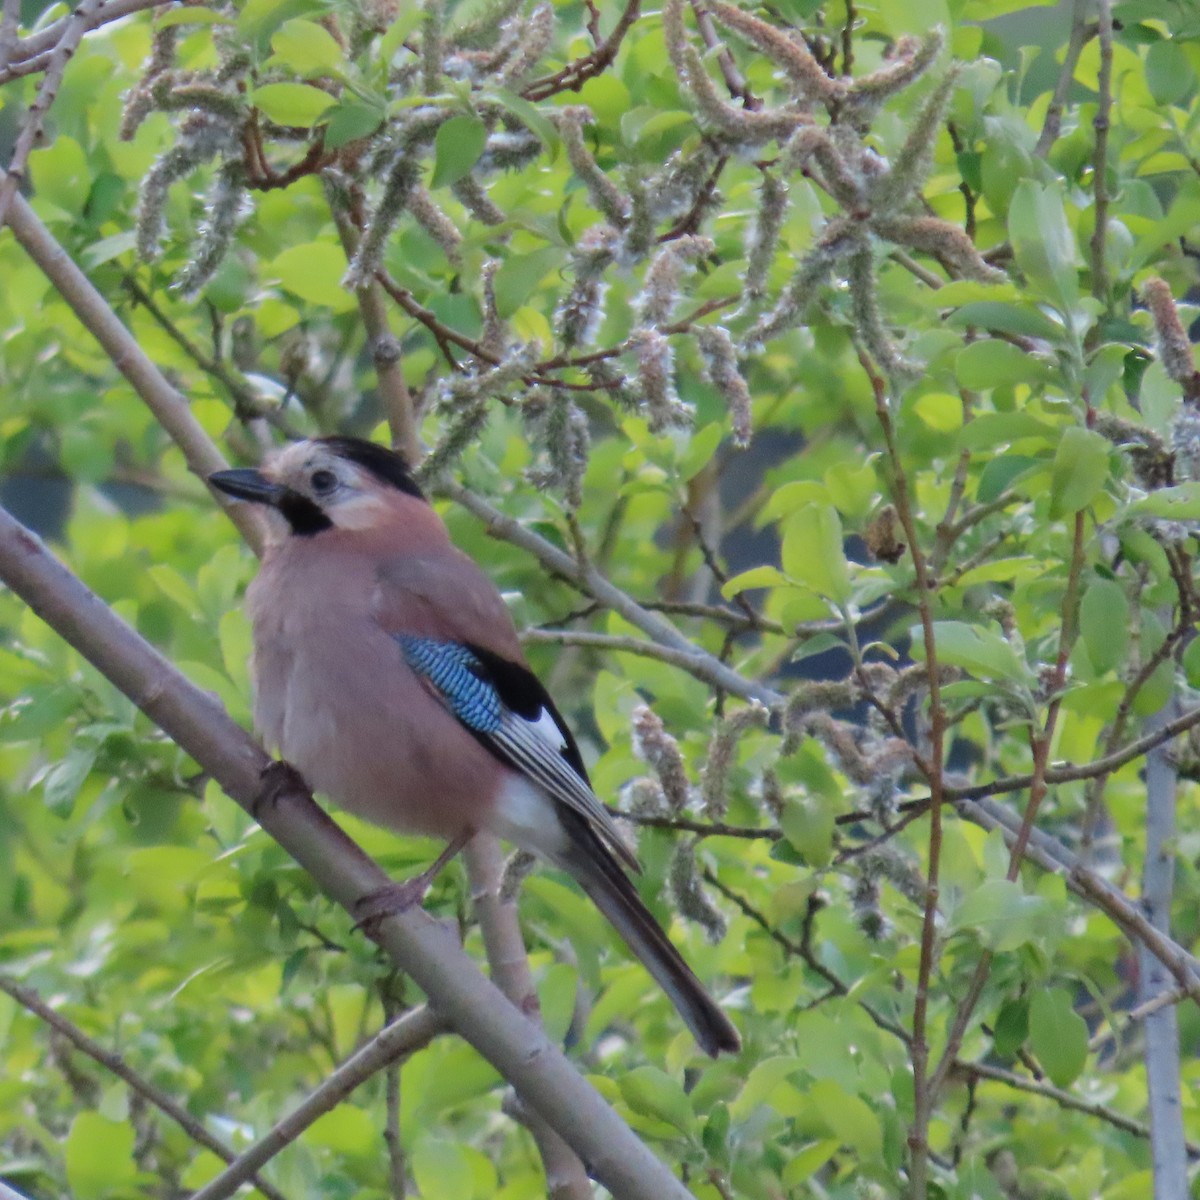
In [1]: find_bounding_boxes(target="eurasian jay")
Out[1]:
[209,437,740,1057]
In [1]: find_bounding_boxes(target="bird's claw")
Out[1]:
[352,879,432,939]
[254,760,309,819]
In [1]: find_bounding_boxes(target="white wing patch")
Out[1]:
[527,706,567,750]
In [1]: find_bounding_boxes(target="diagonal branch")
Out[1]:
[191,1006,445,1200]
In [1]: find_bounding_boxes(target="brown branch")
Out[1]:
[1034,0,1094,157]
[0,975,290,1200]
[1089,0,1113,304]
[465,838,592,1200]
[858,346,945,1200]
[689,0,758,109]
[191,1007,445,1200]
[929,509,1087,1103]
[521,0,642,102]
[445,480,782,708]
[0,0,104,229]
[329,202,420,463]
[959,1060,1200,1155]
[11,0,165,62]
[122,274,300,435]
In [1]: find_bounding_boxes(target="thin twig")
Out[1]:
[0,0,105,229]
[929,510,1087,1102]
[1089,0,1113,304]
[446,480,782,708]
[1034,0,1094,158]
[329,202,420,463]
[122,275,300,434]
[0,0,21,68]
[0,974,291,1200]
[190,1007,445,1200]
[960,1060,1200,1155]
[689,0,759,109]
[858,346,945,1200]
[465,838,593,1200]
[521,0,642,102]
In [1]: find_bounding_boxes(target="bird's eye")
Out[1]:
[311,469,338,494]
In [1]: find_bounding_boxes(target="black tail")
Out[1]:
[559,822,740,1057]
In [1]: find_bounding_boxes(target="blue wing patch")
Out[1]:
[395,635,502,733]
[393,633,640,873]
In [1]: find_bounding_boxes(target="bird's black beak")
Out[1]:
[209,468,286,507]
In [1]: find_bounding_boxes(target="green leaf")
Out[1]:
[947,301,1064,341]
[782,1140,840,1187]
[1184,637,1200,689]
[1079,579,1129,675]
[1008,179,1079,312]
[916,621,1029,686]
[618,1066,697,1135]
[65,1113,137,1200]
[29,135,89,214]
[780,795,834,868]
[823,460,877,519]
[430,115,487,189]
[722,566,787,596]
[323,102,384,149]
[952,879,1050,952]
[411,1139,474,1197]
[155,6,234,25]
[808,1080,882,1159]
[251,82,336,128]
[41,745,97,817]
[679,422,724,481]
[237,0,327,52]
[780,504,851,603]
[1146,40,1195,106]
[1127,483,1200,520]
[269,241,354,309]
[992,997,1030,1058]
[492,245,564,317]
[958,411,1059,450]
[976,454,1039,502]
[955,339,1054,390]
[700,1104,729,1159]
[82,231,137,270]
[488,88,560,157]
[306,1105,376,1155]
[1029,988,1088,1087]
[1050,427,1110,518]
[270,18,344,75]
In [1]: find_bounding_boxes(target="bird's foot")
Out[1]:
[353,878,433,939]
[255,760,309,820]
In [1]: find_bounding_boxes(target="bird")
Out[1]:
[209,436,741,1057]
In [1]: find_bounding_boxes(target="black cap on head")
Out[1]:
[317,437,425,501]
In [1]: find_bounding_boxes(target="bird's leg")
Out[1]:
[353,828,474,931]
[254,760,310,819]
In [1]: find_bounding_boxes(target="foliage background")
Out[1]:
[2,0,1200,1196]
